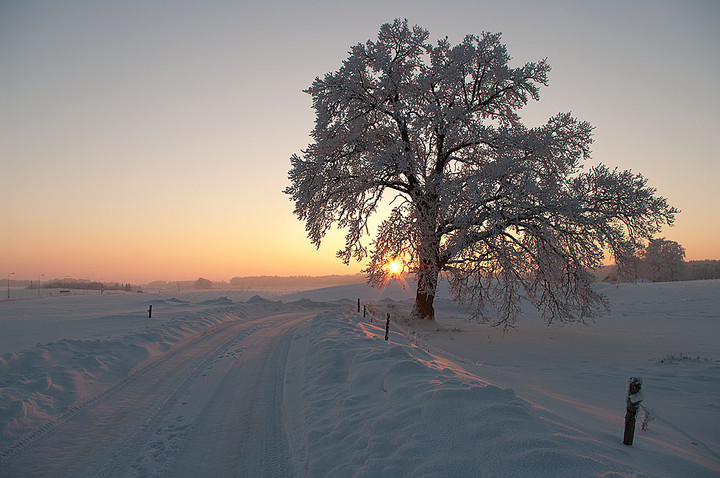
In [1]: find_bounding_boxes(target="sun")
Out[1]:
[386,259,402,275]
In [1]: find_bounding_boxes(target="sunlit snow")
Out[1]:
[1,280,718,476]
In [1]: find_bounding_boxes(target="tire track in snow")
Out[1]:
[0,312,313,477]
[87,321,260,477]
[0,318,240,467]
[165,312,312,478]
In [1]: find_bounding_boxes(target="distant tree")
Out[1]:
[146,280,169,289]
[685,260,720,280]
[286,19,678,326]
[642,238,686,282]
[194,277,213,290]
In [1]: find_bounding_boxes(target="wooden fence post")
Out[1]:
[623,377,643,446]
[148,305,152,318]
[385,313,390,341]
[363,305,366,318]
[357,298,360,313]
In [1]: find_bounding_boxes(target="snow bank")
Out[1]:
[0,297,294,450]
[1,281,718,476]
[287,309,719,477]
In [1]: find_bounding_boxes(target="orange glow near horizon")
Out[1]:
[0,215,365,284]
[2,225,717,285]
[1,2,718,285]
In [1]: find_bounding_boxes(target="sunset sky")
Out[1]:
[1,0,718,284]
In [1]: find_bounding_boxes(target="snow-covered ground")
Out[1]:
[0,280,718,477]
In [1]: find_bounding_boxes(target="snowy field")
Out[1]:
[0,280,718,477]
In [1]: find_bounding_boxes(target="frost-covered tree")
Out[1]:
[642,238,686,282]
[194,277,213,290]
[285,19,678,325]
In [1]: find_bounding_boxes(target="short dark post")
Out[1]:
[363,305,366,318]
[384,313,390,341]
[148,305,152,318]
[623,376,643,446]
[357,298,360,313]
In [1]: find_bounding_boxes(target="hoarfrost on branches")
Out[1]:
[643,237,686,282]
[285,19,678,326]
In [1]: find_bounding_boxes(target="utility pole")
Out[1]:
[7,272,14,300]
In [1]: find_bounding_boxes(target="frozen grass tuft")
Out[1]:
[658,352,719,364]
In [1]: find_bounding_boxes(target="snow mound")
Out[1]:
[198,296,234,305]
[287,311,719,477]
[166,297,190,304]
[246,294,273,304]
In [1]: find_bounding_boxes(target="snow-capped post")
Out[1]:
[384,313,390,341]
[148,305,152,318]
[623,376,643,445]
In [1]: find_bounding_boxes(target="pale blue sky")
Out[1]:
[1,0,718,282]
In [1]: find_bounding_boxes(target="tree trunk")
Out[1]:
[413,287,436,320]
[412,263,439,320]
[412,192,441,321]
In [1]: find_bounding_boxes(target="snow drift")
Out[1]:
[0,294,297,450]
[1,281,719,476]
[285,307,719,477]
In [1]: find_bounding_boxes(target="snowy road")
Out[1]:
[2,281,719,477]
[1,311,313,478]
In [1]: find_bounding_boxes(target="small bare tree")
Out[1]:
[286,19,678,326]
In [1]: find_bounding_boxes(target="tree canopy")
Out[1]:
[643,238,686,282]
[286,19,678,326]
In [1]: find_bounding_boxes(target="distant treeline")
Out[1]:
[12,262,719,293]
[229,274,366,289]
[684,260,720,280]
[33,280,137,291]
[144,274,367,291]
[602,260,720,283]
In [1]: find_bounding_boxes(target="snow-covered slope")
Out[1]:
[0,281,718,476]
[0,292,295,449]
[285,287,719,477]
